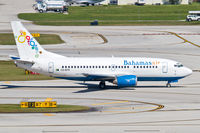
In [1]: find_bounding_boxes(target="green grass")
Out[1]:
[0,33,65,45]
[0,61,54,81]
[0,104,90,113]
[18,4,200,26]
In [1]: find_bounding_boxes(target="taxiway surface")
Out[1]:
[0,0,200,132]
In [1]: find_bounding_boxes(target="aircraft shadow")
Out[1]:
[0,83,182,93]
[74,83,182,93]
[74,83,134,93]
[0,85,86,89]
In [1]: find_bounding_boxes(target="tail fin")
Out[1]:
[11,21,45,60]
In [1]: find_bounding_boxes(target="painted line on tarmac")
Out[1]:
[124,129,160,132]
[168,31,200,48]
[91,100,129,106]
[1,119,200,127]
[107,107,133,110]
[97,33,108,44]
[3,81,11,84]
[108,106,157,110]
[44,113,55,116]
[103,106,161,114]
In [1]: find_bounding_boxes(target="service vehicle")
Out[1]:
[186,11,200,21]
[33,0,67,13]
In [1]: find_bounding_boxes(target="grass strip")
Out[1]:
[0,33,65,45]
[0,104,90,113]
[0,61,54,81]
[18,4,200,26]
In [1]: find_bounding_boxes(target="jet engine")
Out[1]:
[113,75,137,87]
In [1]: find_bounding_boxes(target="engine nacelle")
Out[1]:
[113,75,137,87]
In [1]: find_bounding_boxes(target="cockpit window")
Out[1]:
[174,63,183,68]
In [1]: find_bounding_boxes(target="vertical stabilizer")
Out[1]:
[11,21,45,60]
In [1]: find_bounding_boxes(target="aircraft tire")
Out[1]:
[99,81,106,89]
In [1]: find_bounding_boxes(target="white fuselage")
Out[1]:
[17,56,192,82]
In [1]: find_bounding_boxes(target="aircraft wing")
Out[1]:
[82,73,115,81]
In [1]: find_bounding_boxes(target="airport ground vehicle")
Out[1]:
[33,0,67,13]
[10,21,192,88]
[186,11,200,21]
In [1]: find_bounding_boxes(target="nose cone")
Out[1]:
[184,67,192,77]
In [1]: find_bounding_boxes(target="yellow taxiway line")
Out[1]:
[91,100,129,106]
[168,32,200,48]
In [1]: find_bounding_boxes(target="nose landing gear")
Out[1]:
[166,80,178,87]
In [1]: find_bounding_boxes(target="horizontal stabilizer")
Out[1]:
[14,59,34,65]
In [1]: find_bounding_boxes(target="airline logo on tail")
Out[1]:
[16,30,40,58]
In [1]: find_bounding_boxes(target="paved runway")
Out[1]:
[1,0,200,132]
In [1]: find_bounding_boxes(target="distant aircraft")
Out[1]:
[71,0,103,6]
[10,21,192,88]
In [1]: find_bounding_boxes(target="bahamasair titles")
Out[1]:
[10,21,192,88]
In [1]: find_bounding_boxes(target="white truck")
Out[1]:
[186,11,200,21]
[33,0,68,13]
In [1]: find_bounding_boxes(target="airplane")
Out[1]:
[10,21,192,89]
[71,0,103,6]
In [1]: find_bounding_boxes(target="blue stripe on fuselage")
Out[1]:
[137,76,184,81]
[56,76,184,82]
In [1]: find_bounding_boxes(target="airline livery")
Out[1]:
[10,21,192,88]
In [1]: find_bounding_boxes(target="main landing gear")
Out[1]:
[166,82,171,88]
[99,81,106,89]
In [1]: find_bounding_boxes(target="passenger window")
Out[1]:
[62,66,64,68]
[71,66,73,68]
[140,66,142,68]
[143,66,145,68]
[127,66,129,68]
[105,66,107,68]
[74,66,76,68]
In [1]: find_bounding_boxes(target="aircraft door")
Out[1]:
[162,62,168,73]
[48,62,54,73]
